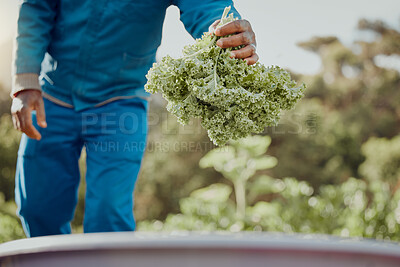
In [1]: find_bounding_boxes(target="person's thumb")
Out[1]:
[35,97,47,128]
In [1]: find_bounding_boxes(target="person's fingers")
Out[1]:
[216,31,255,48]
[214,19,251,36]
[213,19,258,63]
[11,98,23,131]
[24,124,42,140]
[244,53,259,65]
[35,97,47,128]
[20,107,41,140]
[231,44,256,59]
[12,114,21,131]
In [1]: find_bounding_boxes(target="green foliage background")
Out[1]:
[1,19,400,243]
[139,136,400,241]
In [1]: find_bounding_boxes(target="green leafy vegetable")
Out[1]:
[145,6,305,146]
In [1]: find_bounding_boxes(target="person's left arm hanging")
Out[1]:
[10,0,58,140]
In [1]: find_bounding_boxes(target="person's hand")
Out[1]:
[210,19,258,65]
[11,89,47,140]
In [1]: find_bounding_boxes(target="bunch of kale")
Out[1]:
[145,7,305,146]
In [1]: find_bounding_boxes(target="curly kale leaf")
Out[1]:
[145,6,306,146]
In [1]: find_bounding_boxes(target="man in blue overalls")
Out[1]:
[10,0,258,237]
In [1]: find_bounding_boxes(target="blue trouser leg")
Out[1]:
[15,98,83,237]
[81,98,148,232]
[15,97,147,236]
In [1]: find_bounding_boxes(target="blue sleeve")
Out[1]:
[13,0,58,74]
[172,0,241,39]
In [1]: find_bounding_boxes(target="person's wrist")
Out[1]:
[14,88,42,98]
[12,73,41,98]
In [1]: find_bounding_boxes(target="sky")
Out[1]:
[0,0,399,81]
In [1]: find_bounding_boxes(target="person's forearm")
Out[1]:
[12,0,57,98]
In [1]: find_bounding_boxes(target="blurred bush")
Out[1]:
[0,193,24,243]
[139,135,400,241]
[359,135,400,185]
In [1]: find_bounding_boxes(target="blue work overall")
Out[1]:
[13,0,240,237]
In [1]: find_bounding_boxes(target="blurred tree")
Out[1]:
[359,135,400,187]
[268,19,400,186]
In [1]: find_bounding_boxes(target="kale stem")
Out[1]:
[213,50,221,89]
[220,6,231,21]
